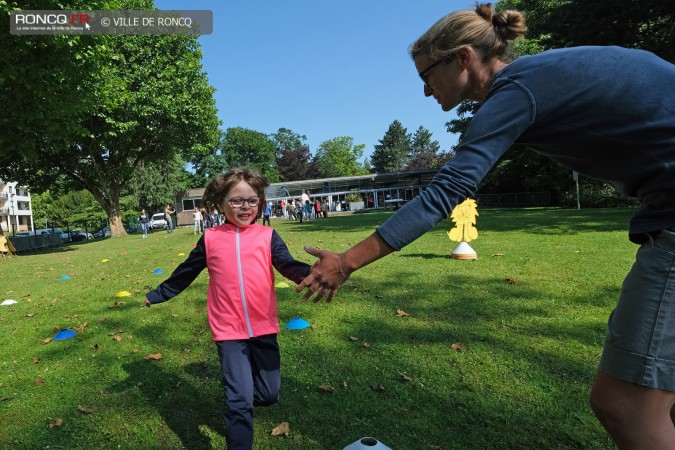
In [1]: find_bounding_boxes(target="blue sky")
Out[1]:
[154,0,463,162]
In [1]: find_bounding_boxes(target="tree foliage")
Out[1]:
[129,155,192,214]
[0,0,220,236]
[314,137,368,178]
[406,125,453,170]
[270,128,318,181]
[190,131,230,188]
[222,127,280,182]
[371,120,411,173]
[498,0,675,62]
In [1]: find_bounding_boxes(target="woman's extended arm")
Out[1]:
[296,231,395,302]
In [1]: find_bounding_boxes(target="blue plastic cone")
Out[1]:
[286,317,310,330]
[60,275,71,281]
[53,329,77,341]
[153,269,164,275]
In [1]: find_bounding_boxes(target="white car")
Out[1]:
[150,213,167,229]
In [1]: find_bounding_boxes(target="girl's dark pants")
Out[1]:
[216,334,281,450]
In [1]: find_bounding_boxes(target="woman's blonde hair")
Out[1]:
[410,3,527,63]
[202,167,269,221]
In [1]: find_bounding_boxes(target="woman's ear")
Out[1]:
[456,46,473,70]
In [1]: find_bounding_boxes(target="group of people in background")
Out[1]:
[282,190,329,223]
[193,206,223,234]
[138,191,332,239]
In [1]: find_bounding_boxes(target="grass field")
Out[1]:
[0,208,635,449]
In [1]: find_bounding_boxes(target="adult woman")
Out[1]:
[139,208,149,239]
[297,4,675,447]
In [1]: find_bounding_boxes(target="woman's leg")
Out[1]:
[592,229,675,448]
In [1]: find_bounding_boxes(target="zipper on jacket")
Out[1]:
[236,228,254,337]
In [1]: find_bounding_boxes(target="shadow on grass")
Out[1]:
[110,360,225,450]
[263,264,617,448]
[277,207,635,237]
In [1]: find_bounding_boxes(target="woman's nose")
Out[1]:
[424,84,433,97]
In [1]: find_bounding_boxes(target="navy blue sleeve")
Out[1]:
[270,230,311,284]
[146,235,207,304]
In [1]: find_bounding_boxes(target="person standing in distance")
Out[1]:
[297,4,675,448]
[146,167,310,450]
[164,204,175,234]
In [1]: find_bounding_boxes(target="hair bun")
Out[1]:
[492,9,527,41]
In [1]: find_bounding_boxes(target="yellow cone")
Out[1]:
[115,290,132,297]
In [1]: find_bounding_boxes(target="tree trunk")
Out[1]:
[105,186,127,238]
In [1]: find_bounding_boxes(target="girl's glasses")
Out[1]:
[226,196,260,208]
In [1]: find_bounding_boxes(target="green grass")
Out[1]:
[0,208,635,449]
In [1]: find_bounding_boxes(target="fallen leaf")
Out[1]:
[362,342,370,348]
[451,342,463,351]
[271,421,290,437]
[32,357,39,364]
[348,336,359,342]
[1,393,17,402]
[112,335,122,342]
[492,253,505,257]
[77,405,98,414]
[35,378,44,385]
[371,383,385,392]
[42,338,52,345]
[47,418,63,428]
[317,384,335,393]
[395,308,410,317]
[293,434,303,442]
[342,381,350,389]
[74,322,88,332]
[133,349,139,353]
[506,277,519,284]
[26,312,35,317]
[110,301,126,308]
[310,324,318,330]
[399,373,413,382]
[144,353,162,360]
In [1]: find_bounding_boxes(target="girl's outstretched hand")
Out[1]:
[296,246,349,302]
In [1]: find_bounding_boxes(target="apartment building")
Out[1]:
[0,179,34,234]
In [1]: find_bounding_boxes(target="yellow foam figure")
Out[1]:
[448,198,478,260]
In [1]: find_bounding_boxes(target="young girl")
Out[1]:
[145,167,310,450]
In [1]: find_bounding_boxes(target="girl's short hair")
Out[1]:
[202,167,269,221]
[410,3,527,63]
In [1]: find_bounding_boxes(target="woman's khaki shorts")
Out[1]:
[599,228,675,392]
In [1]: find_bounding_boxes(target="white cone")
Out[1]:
[343,437,392,450]
[451,241,477,260]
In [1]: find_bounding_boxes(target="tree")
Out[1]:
[31,190,107,230]
[222,127,280,182]
[406,125,447,170]
[129,155,192,214]
[371,120,411,173]
[314,137,368,178]
[276,145,318,181]
[190,131,231,188]
[0,0,220,237]
[498,0,675,62]
[270,127,307,155]
[270,128,318,181]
